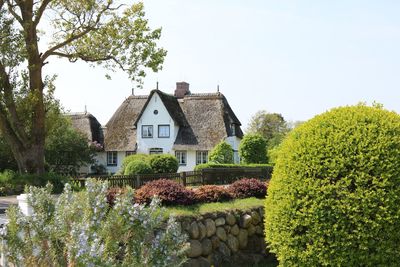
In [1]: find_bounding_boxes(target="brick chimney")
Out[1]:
[174,82,190,98]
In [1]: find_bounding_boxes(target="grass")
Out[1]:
[164,197,264,217]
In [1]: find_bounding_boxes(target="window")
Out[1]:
[142,125,153,138]
[158,125,170,138]
[126,151,136,156]
[107,151,118,166]
[175,151,187,166]
[196,151,208,165]
[149,148,163,155]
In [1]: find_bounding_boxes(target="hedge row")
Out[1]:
[107,178,268,206]
[194,163,273,171]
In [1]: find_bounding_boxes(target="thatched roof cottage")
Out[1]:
[72,82,243,173]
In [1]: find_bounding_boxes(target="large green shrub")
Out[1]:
[239,134,268,164]
[119,154,152,174]
[124,160,153,175]
[208,141,234,164]
[150,154,179,173]
[265,104,400,266]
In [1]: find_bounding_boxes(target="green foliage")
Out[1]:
[194,163,272,171]
[239,134,268,164]
[124,160,153,175]
[119,154,152,174]
[150,154,179,173]
[1,180,188,266]
[45,116,95,175]
[0,0,166,173]
[0,137,17,172]
[247,111,290,151]
[208,141,234,164]
[265,104,400,266]
[0,170,67,196]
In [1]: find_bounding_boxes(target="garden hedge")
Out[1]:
[265,104,400,266]
[124,160,153,175]
[239,134,268,164]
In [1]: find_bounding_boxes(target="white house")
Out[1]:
[70,82,243,173]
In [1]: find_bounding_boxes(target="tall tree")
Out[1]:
[0,1,166,174]
[247,111,290,148]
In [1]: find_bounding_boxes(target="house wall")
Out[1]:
[96,151,126,174]
[136,92,177,154]
[225,136,242,163]
[177,150,197,172]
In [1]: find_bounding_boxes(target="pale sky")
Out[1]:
[49,0,400,129]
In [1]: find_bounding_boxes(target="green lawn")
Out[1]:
[164,197,264,218]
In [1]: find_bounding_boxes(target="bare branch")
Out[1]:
[5,0,23,25]
[34,0,52,26]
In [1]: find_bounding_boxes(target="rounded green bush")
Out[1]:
[265,104,400,266]
[124,160,153,175]
[119,154,152,174]
[149,154,179,173]
[209,141,234,164]
[239,134,268,164]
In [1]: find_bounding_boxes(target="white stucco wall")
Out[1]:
[225,136,242,163]
[136,93,177,154]
[177,150,197,172]
[96,151,126,174]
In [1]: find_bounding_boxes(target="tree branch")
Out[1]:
[5,0,23,25]
[0,61,29,144]
[41,1,113,62]
[34,0,51,26]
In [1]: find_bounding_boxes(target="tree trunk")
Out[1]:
[13,144,45,174]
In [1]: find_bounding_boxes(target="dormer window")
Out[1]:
[142,125,153,138]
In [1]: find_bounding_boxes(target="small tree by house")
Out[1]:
[208,141,234,164]
[239,134,268,164]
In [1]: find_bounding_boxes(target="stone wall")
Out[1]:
[178,206,270,267]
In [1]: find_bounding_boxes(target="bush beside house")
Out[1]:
[265,104,400,266]
[239,134,268,164]
[208,141,234,164]
[149,154,179,173]
[124,160,153,175]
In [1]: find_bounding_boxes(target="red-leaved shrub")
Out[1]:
[106,187,128,206]
[193,185,232,203]
[229,178,267,198]
[135,179,195,206]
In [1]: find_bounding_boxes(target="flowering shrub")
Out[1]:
[193,185,232,203]
[135,179,195,206]
[0,179,188,266]
[229,178,267,198]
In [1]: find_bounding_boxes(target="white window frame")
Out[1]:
[142,125,153,138]
[158,125,170,138]
[196,151,208,165]
[149,148,163,155]
[175,151,187,166]
[107,151,118,166]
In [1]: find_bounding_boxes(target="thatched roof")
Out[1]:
[104,91,243,151]
[104,95,147,151]
[67,113,104,144]
[173,93,243,150]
